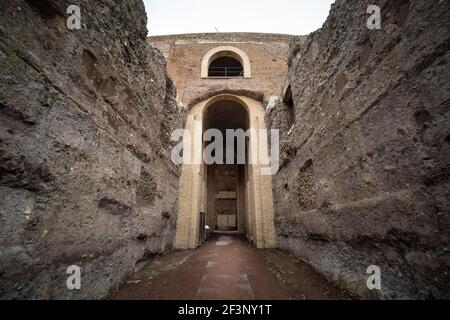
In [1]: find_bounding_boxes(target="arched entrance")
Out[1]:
[175,94,276,249]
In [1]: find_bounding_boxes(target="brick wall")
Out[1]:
[148,33,301,106]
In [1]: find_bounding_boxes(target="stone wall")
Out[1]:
[148,33,298,107]
[0,0,185,299]
[268,0,450,299]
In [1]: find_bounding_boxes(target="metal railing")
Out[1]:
[208,67,244,77]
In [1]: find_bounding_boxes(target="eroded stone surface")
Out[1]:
[268,0,450,299]
[0,0,185,299]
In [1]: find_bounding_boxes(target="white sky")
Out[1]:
[143,0,335,36]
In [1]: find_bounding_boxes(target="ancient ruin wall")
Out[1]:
[268,0,450,299]
[0,0,185,299]
[148,33,297,107]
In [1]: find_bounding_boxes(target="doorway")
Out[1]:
[175,94,276,249]
[203,100,249,234]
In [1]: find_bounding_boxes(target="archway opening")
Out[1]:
[208,56,244,77]
[175,94,276,250]
[201,46,251,78]
[203,100,249,235]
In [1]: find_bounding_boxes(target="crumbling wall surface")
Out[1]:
[266,101,294,143]
[0,0,184,299]
[271,0,450,299]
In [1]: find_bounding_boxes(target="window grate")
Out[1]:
[208,67,244,77]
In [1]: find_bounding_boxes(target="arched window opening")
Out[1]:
[201,46,251,78]
[208,56,244,77]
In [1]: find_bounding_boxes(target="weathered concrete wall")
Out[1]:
[148,33,298,107]
[0,0,185,299]
[268,0,450,299]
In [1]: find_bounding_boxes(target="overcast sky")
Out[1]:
[143,0,335,36]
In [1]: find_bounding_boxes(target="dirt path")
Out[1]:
[110,234,349,300]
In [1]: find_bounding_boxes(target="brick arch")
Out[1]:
[201,46,252,78]
[187,89,264,109]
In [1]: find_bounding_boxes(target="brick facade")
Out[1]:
[148,33,297,106]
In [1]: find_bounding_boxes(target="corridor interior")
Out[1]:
[111,99,349,300]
